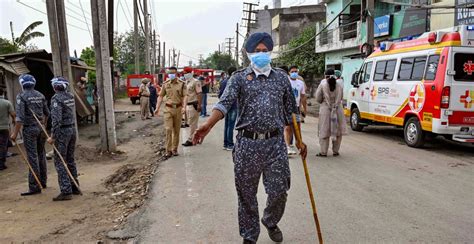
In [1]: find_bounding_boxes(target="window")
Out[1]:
[374,59,396,81]
[412,57,427,80]
[364,62,373,83]
[374,61,386,81]
[397,56,427,81]
[424,55,439,80]
[454,53,474,82]
[399,58,414,80]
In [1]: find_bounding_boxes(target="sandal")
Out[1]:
[165,152,173,157]
[316,153,327,157]
[333,152,340,157]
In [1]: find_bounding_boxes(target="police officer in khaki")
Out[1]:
[182,67,202,147]
[155,67,187,157]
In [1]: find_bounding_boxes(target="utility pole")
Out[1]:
[45,0,83,137]
[157,40,161,69]
[235,22,239,66]
[218,44,221,53]
[225,37,234,56]
[365,0,374,56]
[172,48,176,66]
[144,0,150,73]
[133,0,139,74]
[90,0,117,152]
[242,2,258,66]
[153,30,156,74]
[177,50,180,68]
[168,49,171,67]
[198,54,203,68]
[108,0,114,90]
[162,41,166,68]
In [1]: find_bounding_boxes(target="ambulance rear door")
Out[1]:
[446,47,474,126]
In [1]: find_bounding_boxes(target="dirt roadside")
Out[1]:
[0,99,166,242]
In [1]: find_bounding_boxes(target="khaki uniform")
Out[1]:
[185,78,202,141]
[139,83,150,120]
[160,79,187,152]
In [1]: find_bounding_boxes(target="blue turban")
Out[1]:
[245,32,274,52]
[51,76,69,89]
[19,74,36,87]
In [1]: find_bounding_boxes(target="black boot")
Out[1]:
[182,141,193,147]
[53,193,72,201]
[265,225,283,242]
[243,239,256,244]
[20,190,41,196]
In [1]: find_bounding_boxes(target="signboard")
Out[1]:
[455,0,474,25]
[374,15,392,38]
[399,9,428,37]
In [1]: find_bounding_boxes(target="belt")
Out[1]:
[60,124,74,128]
[187,101,198,106]
[238,129,280,140]
[166,103,182,108]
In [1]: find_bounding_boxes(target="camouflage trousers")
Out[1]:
[54,127,78,194]
[23,126,47,191]
[0,130,8,168]
[233,132,291,242]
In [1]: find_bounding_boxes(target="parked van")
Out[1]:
[348,25,474,147]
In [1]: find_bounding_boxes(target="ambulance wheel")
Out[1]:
[404,117,425,148]
[131,98,137,104]
[350,108,365,132]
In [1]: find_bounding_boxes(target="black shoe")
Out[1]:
[265,225,283,242]
[53,193,72,201]
[0,166,7,170]
[181,124,186,128]
[72,189,81,195]
[20,190,41,196]
[182,141,193,147]
[243,239,256,244]
[185,124,190,127]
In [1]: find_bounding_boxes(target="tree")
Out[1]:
[10,21,45,48]
[203,51,235,71]
[0,37,19,55]
[114,29,146,76]
[80,46,96,83]
[276,26,325,78]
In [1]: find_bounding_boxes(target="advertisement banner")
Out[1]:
[455,0,474,25]
[374,15,392,37]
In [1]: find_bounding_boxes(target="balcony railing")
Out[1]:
[315,21,362,53]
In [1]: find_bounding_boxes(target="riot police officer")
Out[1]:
[10,74,49,196]
[47,77,78,201]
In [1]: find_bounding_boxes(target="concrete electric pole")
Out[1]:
[144,0,150,73]
[235,22,239,66]
[133,0,139,74]
[90,0,118,152]
[225,37,234,56]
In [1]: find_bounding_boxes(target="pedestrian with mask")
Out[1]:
[193,32,307,244]
[10,74,49,195]
[200,72,211,117]
[285,65,307,156]
[47,77,79,201]
[182,67,202,147]
[0,87,16,170]
[218,66,238,151]
[155,67,187,157]
[139,78,151,120]
[316,69,347,157]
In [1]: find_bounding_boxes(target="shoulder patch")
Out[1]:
[53,102,58,108]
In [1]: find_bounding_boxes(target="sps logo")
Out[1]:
[371,86,390,100]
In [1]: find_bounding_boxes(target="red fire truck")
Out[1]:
[126,74,159,104]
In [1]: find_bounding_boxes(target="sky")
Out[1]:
[0,0,319,67]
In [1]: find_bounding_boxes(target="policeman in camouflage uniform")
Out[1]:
[193,32,307,244]
[47,77,78,201]
[10,74,49,196]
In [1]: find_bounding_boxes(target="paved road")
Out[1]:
[136,99,474,243]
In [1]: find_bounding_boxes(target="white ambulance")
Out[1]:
[348,25,474,147]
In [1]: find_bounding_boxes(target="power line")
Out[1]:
[135,0,146,33]
[16,0,90,32]
[65,5,92,21]
[119,0,132,28]
[124,0,134,26]
[78,0,93,41]
[67,0,91,15]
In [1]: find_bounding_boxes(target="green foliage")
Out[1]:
[79,46,96,83]
[0,37,19,55]
[276,26,325,77]
[14,21,45,47]
[203,51,235,71]
[114,29,146,77]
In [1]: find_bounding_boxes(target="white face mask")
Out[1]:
[184,73,193,80]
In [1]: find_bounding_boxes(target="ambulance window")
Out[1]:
[424,55,439,80]
[385,60,397,81]
[412,57,427,80]
[454,53,474,82]
[364,62,373,83]
[374,61,387,81]
[399,58,414,80]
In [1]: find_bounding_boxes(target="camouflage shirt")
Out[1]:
[51,91,76,138]
[16,89,49,126]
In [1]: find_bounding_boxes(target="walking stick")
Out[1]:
[292,113,323,244]
[29,109,82,195]
[15,142,44,190]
